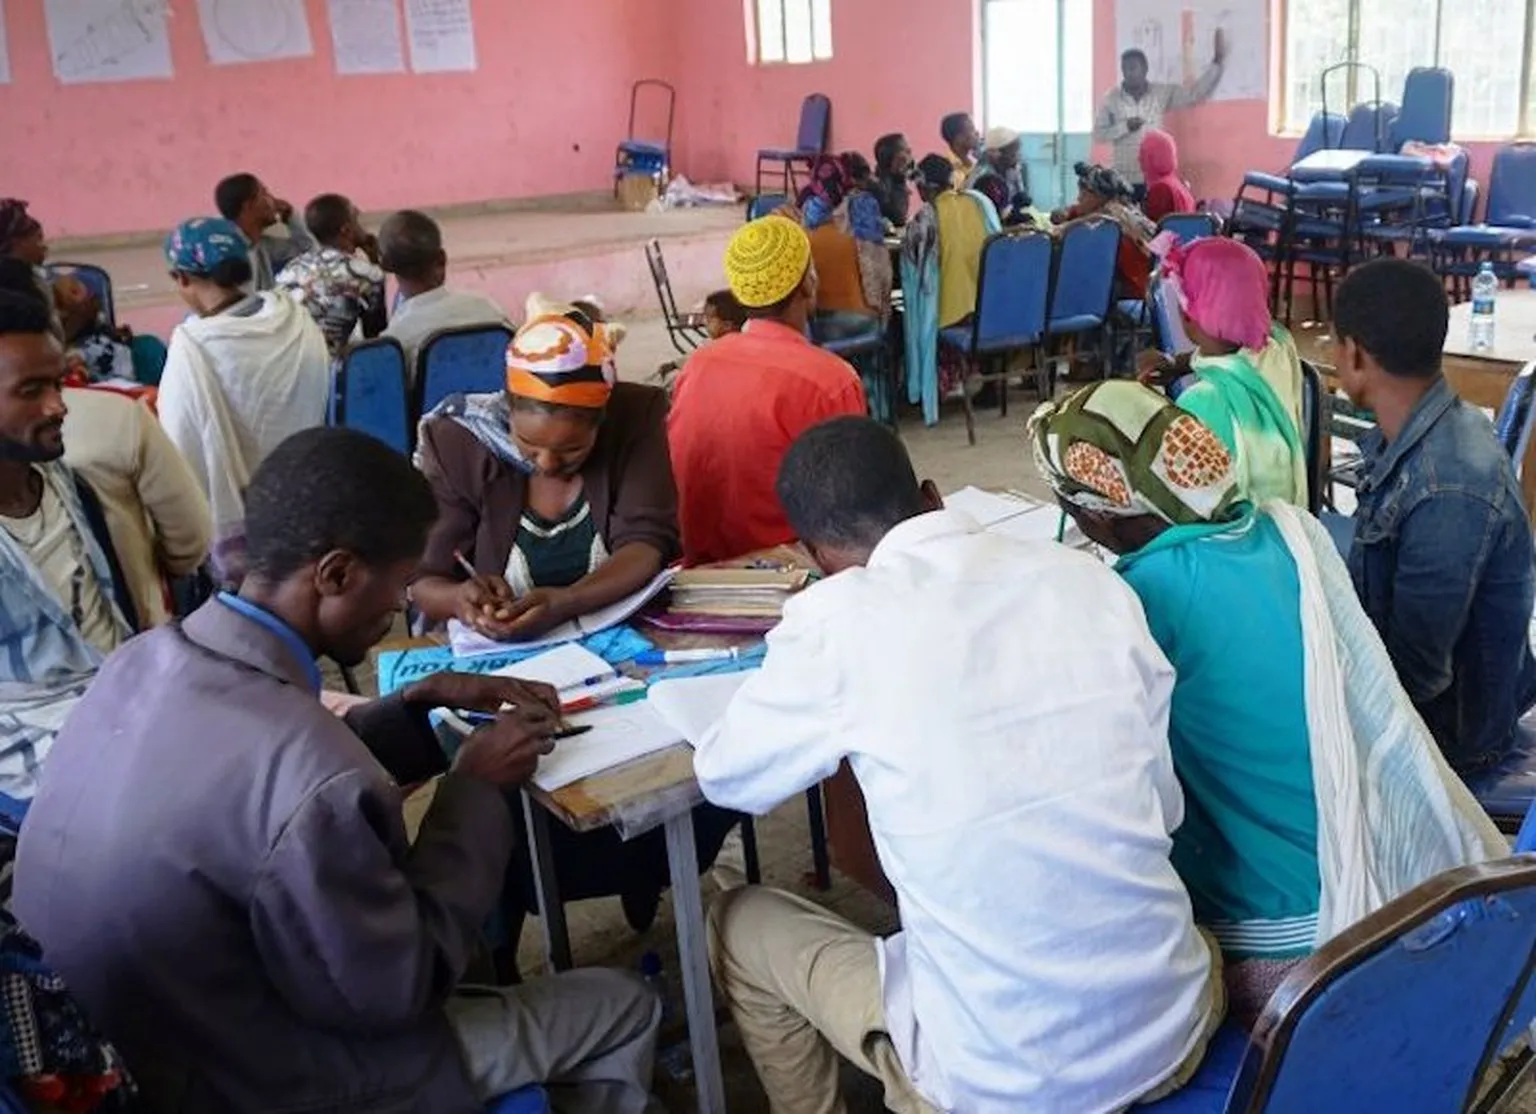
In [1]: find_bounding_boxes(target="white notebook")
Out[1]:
[487,643,614,692]
[647,672,753,745]
[532,702,685,792]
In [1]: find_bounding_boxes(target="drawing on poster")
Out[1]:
[405,0,476,73]
[198,0,314,65]
[46,0,174,84]
[328,0,405,74]
[1114,0,1267,104]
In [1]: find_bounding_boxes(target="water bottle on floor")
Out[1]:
[1471,262,1498,352]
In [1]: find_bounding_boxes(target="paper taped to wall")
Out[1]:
[328,0,405,75]
[198,0,314,66]
[46,0,174,85]
[1114,0,1267,104]
[405,0,475,73]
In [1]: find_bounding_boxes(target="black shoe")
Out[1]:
[621,885,663,933]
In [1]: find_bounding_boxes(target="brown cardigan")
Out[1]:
[415,382,681,583]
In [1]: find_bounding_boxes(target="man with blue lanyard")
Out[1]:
[15,427,663,1114]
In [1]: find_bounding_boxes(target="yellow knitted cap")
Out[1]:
[723,215,812,308]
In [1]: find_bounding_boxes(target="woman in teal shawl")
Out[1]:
[901,153,1001,425]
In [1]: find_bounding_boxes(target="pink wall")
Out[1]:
[1,0,676,239]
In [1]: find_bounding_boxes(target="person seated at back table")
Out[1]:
[1034,380,1505,1028]
[966,126,1035,227]
[157,217,330,584]
[668,215,867,564]
[410,307,741,935]
[214,172,315,292]
[901,153,1001,425]
[15,427,663,1114]
[695,416,1224,1113]
[0,199,62,340]
[276,193,387,359]
[797,154,892,342]
[52,273,134,383]
[1053,162,1157,300]
[381,209,512,377]
[1139,127,1197,223]
[871,132,914,227]
[0,274,137,804]
[1140,236,1308,507]
[1332,257,1536,776]
[940,111,980,189]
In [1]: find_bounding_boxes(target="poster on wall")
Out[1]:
[1114,0,1268,103]
[328,0,405,74]
[0,0,10,84]
[405,0,476,73]
[198,0,315,66]
[46,0,174,84]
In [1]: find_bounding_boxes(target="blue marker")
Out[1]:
[635,647,741,666]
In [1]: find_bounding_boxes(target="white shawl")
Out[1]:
[157,293,330,580]
[1266,501,1509,943]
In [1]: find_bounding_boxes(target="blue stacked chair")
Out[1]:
[330,338,412,455]
[1432,143,1536,285]
[1043,219,1120,378]
[613,80,675,196]
[415,324,515,416]
[755,94,831,195]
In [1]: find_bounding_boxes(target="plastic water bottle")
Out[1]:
[1471,262,1498,352]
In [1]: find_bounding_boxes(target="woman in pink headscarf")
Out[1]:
[1142,236,1308,506]
[1139,129,1197,223]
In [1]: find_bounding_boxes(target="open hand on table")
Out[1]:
[402,671,560,719]
[452,707,558,789]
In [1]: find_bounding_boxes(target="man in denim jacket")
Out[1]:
[1334,258,1536,776]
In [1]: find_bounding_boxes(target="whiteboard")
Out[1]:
[405,0,476,73]
[46,0,174,84]
[327,0,405,75]
[1114,0,1268,104]
[198,0,314,65]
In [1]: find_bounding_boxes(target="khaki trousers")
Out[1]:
[708,886,1227,1114]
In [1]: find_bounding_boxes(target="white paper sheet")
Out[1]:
[1115,0,1267,104]
[448,567,677,658]
[986,505,1074,544]
[533,702,684,792]
[0,0,11,84]
[405,0,475,73]
[47,0,173,85]
[648,673,753,745]
[327,0,405,74]
[487,643,614,692]
[942,486,1038,527]
[198,0,313,65]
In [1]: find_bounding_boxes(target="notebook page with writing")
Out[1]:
[532,702,685,792]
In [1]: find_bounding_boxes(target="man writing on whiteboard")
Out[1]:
[1095,30,1226,192]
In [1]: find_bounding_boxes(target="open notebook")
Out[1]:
[449,567,676,658]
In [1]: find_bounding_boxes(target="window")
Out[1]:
[1281,0,1536,137]
[752,0,833,64]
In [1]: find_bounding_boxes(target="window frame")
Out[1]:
[750,0,833,67]
[1276,0,1536,139]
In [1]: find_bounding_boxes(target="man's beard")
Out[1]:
[0,427,64,464]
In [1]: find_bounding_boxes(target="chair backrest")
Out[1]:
[627,79,676,148]
[1157,212,1221,246]
[968,231,1053,351]
[1340,101,1399,153]
[1495,362,1536,471]
[332,338,411,455]
[1394,67,1455,148]
[415,324,514,416]
[748,194,788,221]
[1458,178,1481,226]
[1224,858,1536,1113]
[1487,143,1536,226]
[45,261,115,328]
[795,93,832,153]
[1148,274,1193,356]
[1047,219,1120,328]
[1294,111,1347,162]
[645,238,691,331]
[1299,360,1327,515]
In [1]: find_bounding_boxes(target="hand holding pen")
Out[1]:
[452,550,521,638]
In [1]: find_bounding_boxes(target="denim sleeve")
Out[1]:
[1382,491,1499,704]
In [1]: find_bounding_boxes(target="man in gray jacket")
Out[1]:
[14,427,660,1113]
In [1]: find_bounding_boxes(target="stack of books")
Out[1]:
[666,568,812,619]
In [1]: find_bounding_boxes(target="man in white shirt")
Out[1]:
[1094,33,1226,187]
[379,210,511,379]
[695,417,1223,1114]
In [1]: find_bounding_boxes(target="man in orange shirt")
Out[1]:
[669,216,868,564]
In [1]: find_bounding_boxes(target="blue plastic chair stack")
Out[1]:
[755,93,831,195]
[415,324,515,417]
[45,261,116,328]
[938,230,1053,445]
[330,338,412,455]
[1157,212,1221,247]
[1434,143,1536,284]
[613,80,675,194]
[1143,856,1536,1114]
[1044,219,1120,376]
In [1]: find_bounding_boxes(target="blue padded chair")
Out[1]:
[486,1086,551,1114]
[1393,67,1455,148]
[938,230,1054,445]
[613,80,675,194]
[1148,274,1193,357]
[1435,144,1536,284]
[1044,219,1119,370]
[1144,857,1536,1113]
[747,193,789,221]
[1339,101,1399,154]
[45,261,115,328]
[415,324,515,417]
[1158,212,1221,247]
[818,323,896,429]
[330,338,411,455]
[755,93,831,195]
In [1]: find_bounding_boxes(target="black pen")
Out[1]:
[454,709,592,740]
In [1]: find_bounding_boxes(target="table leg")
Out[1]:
[522,790,572,973]
[664,812,727,1114]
